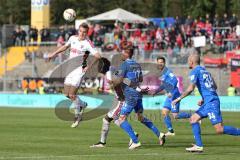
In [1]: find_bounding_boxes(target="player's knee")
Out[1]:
[172,113,178,119]
[104,115,113,123]
[162,110,168,117]
[189,116,197,124]
[69,94,76,101]
[137,115,144,122]
[118,115,127,123]
[215,126,224,134]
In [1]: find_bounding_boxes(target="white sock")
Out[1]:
[100,118,110,143]
[73,96,85,117]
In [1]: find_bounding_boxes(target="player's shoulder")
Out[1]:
[67,35,78,41]
[84,38,95,47]
[121,60,128,66]
[191,65,202,74]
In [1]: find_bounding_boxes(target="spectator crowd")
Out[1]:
[13,13,240,64]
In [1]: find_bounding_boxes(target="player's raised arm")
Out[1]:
[172,83,196,105]
[172,52,199,106]
[48,45,69,60]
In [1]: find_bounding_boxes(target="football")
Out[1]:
[63,8,76,22]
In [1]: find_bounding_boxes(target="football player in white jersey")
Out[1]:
[90,62,125,148]
[48,23,101,128]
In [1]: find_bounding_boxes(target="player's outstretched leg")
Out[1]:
[128,132,139,147]
[186,114,203,152]
[138,114,165,146]
[116,115,141,150]
[71,96,87,128]
[90,116,113,148]
[223,126,240,136]
[162,109,175,136]
[175,112,191,119]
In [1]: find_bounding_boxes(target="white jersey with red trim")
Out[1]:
[106,67,124,101]
[65,35,97,59]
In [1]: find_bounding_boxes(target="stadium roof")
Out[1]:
[87,8,148,23]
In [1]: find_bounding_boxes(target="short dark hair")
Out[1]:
[157,56,166,63]
[120,41,134,58]
[79,23,89,30]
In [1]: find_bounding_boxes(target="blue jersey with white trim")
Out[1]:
[118,59,142,98]
[189,65,219,103]
[159,67,179,94]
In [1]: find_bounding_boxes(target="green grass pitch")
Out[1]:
[0,108,239,160]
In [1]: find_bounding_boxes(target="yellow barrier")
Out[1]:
[0,46,38,77]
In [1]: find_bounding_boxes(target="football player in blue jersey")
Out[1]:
[149,56,192,136]
[172,51,240,152]
[112,41,166,150]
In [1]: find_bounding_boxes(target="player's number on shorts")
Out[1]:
[208,112,216,120]
[203,73,214,89]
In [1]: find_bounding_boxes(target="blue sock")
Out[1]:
[176,112,191,119]
[120,120,138,143]
[191,122,203,147]
[141,117,160,137]
[223,126,240,136]
[164,115,173,131]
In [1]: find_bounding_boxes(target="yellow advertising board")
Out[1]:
[31,0,50,31]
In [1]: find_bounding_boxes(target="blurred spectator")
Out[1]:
[29,26,38,43]
[185,15,193,26]
[20,28,27,46]
[12,29,17,45]
[227,84,237,96]
[57,35,65,47]
[160,18,166,29]
[176,33,183,48]
[40,27,50,42]
[222,13,230,27]
[14,27,21,46]
[172,43,180,56]
[144,40,153,60]
[213,31,223,47]
[213,14,220,27]
[230,13,238,27]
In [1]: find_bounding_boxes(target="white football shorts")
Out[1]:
[64,66,85,87]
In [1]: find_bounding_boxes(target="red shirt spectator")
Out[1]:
[134,28,141,38]
[150,29,156,39]
[176,34,183,48]
[144,42,153,51]
[214,32,222,46]
[196,21,205,30]
[155,28,163,40]
[140,32,147,42]
[205,20,212,35]
[124,23,130,30]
